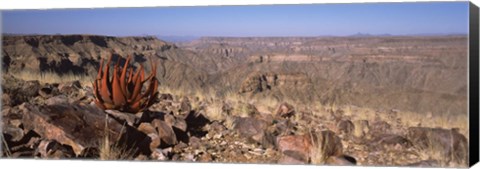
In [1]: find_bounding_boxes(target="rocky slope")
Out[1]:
[1,75,469,167]
[2,34,468,116]
[2,35,212,91]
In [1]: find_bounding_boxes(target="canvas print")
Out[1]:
[0,1,474,168]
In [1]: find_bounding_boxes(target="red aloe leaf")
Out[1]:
[111,65,126,108]
[99,55,113,104]
[120,55,131,97]
[145,79,159,108]
[129,66,144,102]
[93,80,103,103]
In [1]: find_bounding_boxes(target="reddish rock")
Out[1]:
[19,102,126,155]
[152,119,178,146]
[276,134,312,164]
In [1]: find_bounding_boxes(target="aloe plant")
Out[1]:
[93,54,158,113]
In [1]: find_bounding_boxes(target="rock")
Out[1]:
[58,80,81,94]
[36,139,76,159]
[164,114,187,132]
[179,97,192,113]
[337,119,354,135]
[232,117,275,147]
[151,148,168,160]
[38,84,59,98]
[2,125,24,142]
[22,80,41,98]
[45,95,70,105]
[276,102,295,118]
[276,134,311,164]
[372,134,412,148]
[138,123,161,151]
[2,77,40,106]
[152,119,177,146]
[159,93,173,101]
[271,118,296,136]
[137,123,156,135]
[189,136,201,149]
[406,127,468,165]
[19,102,126,155]
[105,109,139,126]
[325,155,357,166]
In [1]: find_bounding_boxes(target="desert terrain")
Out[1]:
[1,34,469,167]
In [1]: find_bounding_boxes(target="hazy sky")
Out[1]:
[1,2,469,36]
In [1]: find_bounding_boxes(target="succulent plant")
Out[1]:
[93,54,158,113]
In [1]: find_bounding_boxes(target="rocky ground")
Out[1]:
[1,74,469,167]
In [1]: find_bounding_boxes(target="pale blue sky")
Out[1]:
[2,2,470,36]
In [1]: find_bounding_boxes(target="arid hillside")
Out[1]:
[181,36,468,116]
[1,34,470,167]
[2,35,468,117]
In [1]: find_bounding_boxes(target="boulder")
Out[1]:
[276,134,311,164]
[19,102,126,156]
[152,119,178,147]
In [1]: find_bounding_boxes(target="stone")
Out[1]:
[2,125,24,142]
[276,134,311,164]
[138,123,161,151]
[152,119,178,146]
[45,95,70,105]
[105,109,138,126]
[325,155,357,166]
[38,85,57,98]
[372,134,412,148]
[337,119,354,135]
[232,117,275,147]
[179,97,192,113]
[137,123,156,135]
[19,102,126,155]
[189,136,201,149]
[58,80,81,94]
[276,102,295,118]
[159,93,173,101]
[36,139,76,159]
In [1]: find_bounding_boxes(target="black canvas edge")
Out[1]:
[469,1,479,167]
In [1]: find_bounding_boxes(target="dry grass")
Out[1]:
[309,130,342,165]
[99,115,136,160]
[9,70,94,85]
[204,101,225,121]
